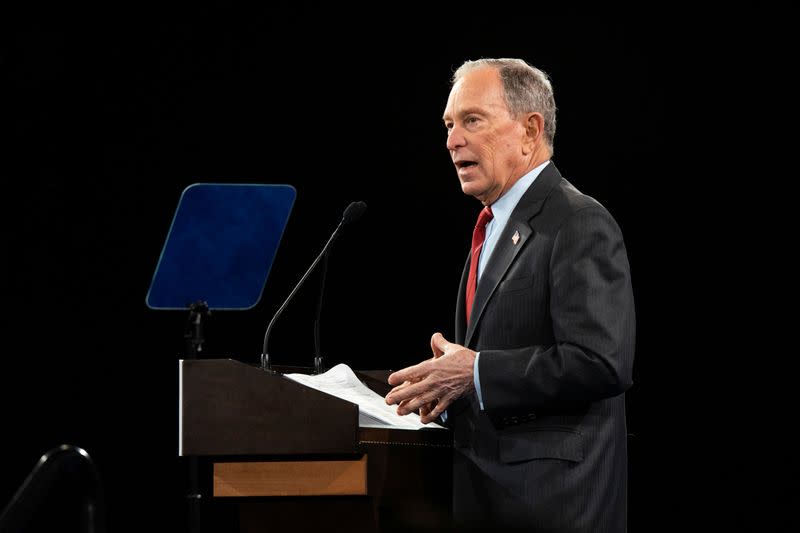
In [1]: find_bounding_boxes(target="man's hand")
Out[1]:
[404,332,447,419]
[385,332,476,424]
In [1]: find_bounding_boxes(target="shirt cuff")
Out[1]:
[473,351,484,410]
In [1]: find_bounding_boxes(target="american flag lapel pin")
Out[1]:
[512,230,520,245]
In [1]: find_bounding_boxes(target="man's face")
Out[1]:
[443,67,530,205]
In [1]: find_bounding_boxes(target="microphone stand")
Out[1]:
[261,225,342,373]
[313,251,330,375]
[261,201,366,374]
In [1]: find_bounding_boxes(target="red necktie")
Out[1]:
[466,206,494,324]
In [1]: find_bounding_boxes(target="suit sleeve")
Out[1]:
[478,205,635,411]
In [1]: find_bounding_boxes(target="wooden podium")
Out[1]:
[179,359,453,532]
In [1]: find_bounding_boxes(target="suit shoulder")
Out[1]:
[547,178,613,221]
[553,177,607,214]
[539,177,626,240]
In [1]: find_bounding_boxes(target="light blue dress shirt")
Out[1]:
[472,160,550,410]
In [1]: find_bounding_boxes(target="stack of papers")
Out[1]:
[285,364,445,430]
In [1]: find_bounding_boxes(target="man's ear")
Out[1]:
[527,112,544,142]
[522,113,544,155]
[522,112,544,154]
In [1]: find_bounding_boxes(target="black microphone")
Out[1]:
[311,200,367,374]
[261,201,367,373]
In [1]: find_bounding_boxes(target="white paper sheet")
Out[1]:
[284,364,445,430]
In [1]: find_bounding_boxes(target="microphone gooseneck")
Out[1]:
[261,201,367,373]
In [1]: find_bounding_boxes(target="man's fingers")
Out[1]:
[396,389,440,416]
[387,370,405,386]
[419,398,439,419]
[385,377,430,406]
[399,397,436,417]
[387,359,432,386]
[391,380,413,392]
[387,364,420,386]
[422,396,452,424]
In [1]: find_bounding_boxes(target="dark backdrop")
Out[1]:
[2,8,757,533]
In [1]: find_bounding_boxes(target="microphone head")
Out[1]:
[342,201,367,226]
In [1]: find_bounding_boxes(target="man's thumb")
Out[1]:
[430,332,450,357]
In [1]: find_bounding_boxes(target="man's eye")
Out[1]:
[466,116,479,125]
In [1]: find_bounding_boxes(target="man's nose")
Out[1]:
[446,126,466,151]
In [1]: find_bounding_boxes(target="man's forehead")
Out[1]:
[444,85,506,120]
[446,69,503,107]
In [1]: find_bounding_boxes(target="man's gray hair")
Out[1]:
[453,58,557,149]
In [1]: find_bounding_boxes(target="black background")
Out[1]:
[2,7,778,533]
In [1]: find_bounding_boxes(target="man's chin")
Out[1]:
[460,182,486,202]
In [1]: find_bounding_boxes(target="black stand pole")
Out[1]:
[184,301,209,533]
[185,301,209,356]
[313,252,330,375]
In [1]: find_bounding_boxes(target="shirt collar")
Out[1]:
[489,160,551,225]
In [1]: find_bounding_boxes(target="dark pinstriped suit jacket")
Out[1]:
[449,162,635,532]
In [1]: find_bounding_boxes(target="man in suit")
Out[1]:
[385,58,635,532]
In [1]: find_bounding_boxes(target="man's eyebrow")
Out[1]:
[443,107,486,121]
[459,107,486,116]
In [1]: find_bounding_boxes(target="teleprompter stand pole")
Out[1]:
[184,301,209,533]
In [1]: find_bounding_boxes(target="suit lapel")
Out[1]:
[464,162,563,347]
[455,252,470,345]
